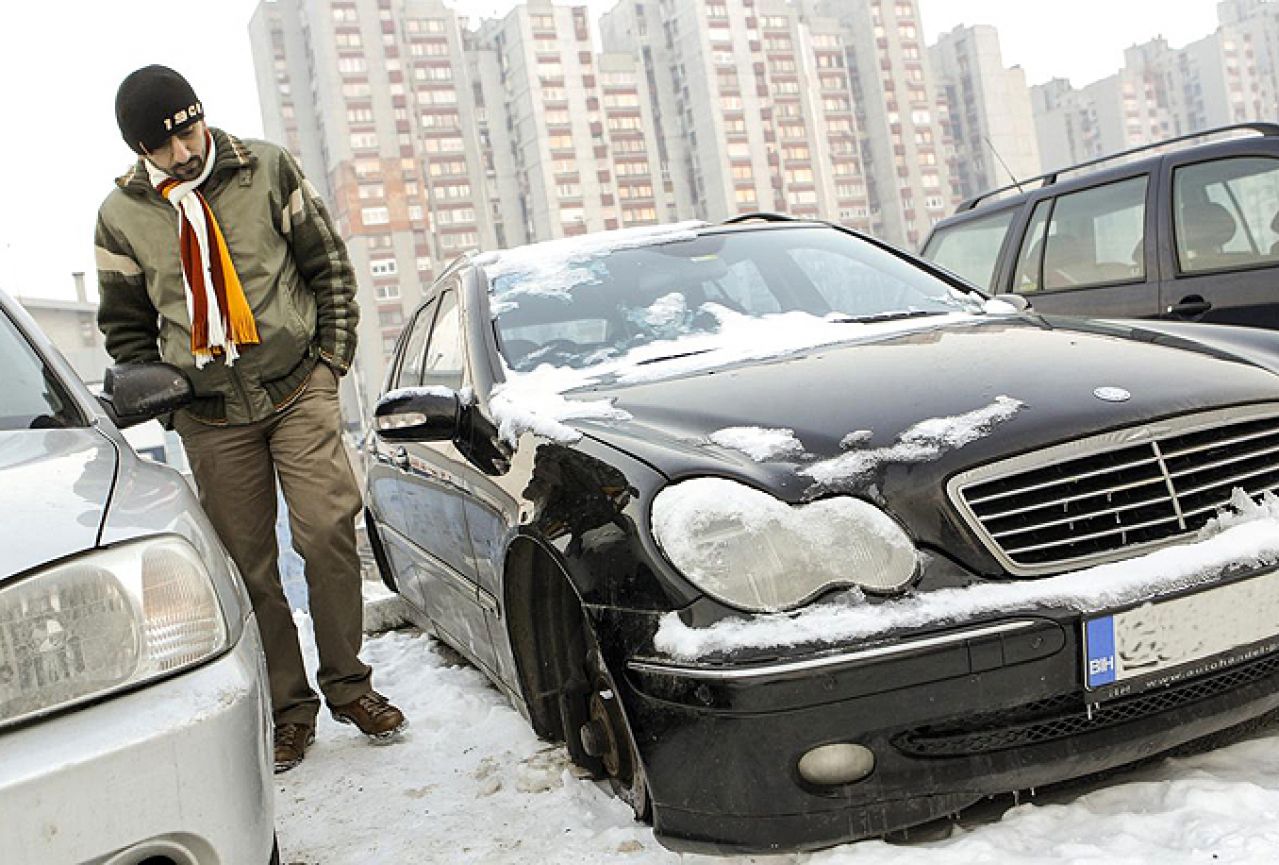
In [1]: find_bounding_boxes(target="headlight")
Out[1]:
[651,477,918,612]
[0,535,229,728]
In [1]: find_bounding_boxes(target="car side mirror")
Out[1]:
[991,293,1031,312]
[374,388,460,442]
[100,363,193,429]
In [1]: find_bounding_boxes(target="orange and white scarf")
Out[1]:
[147,131,259,368]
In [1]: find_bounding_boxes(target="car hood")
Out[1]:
[0,428,117,582]
[574,317,1279,570]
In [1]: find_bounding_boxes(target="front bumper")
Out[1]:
[621,570,1279,853]
[0,616,273,865]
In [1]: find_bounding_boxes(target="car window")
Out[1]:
[0,309,82,430]
[784,246,923,316]
[1039,176,1147,291]
[921,208,1017,290]
[1013,198,1052,293]
[486,226,987,372]
[1174,156,1279,273]
[422,290,465,389]
[393,301,435,389]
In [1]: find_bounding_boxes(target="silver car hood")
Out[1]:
[0,428,117,581]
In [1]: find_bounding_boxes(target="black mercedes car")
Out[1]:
[364,215,1279,852]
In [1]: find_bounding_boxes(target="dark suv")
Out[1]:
[921,123,1279,330]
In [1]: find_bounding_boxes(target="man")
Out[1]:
[96,65,405,773]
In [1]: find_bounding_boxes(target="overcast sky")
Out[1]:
[2,0,1224,301]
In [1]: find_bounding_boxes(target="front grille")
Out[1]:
[895,649,1279,757]
[949,404,1279,575]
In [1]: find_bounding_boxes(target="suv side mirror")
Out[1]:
[100,363,193,429]
[374,388,459,442]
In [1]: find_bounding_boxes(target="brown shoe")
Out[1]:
[329,691,407,742]
[274,723,315,774]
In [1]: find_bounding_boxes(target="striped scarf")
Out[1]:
[147,130,259,368]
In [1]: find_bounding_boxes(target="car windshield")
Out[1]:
[485,226,984,373]
[0,309,83,430]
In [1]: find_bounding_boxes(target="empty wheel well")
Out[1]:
[363,507,398,593]
[504,538,591,743]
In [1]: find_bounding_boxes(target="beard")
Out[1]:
[170,155,205,181]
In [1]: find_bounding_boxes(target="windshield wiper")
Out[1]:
[830,310,944,324]
[634,348,715,366]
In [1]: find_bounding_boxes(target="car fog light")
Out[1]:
[797,743,875,786]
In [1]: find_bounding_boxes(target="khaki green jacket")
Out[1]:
[95,128,359,425]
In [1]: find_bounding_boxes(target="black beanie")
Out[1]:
[115,65,204,154]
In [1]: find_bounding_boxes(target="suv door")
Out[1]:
[1004,173,1160,318]
[1161,152,1279,329]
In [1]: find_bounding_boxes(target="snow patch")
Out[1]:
[706,426,806,462]
[477,221,708,306]
[801,395,1025,491]
[488,382,631,446]
[361,579,415,635]
[380,384,458,404]
[653,491,1279,659]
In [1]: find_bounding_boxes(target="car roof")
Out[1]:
[933,122,1279,232]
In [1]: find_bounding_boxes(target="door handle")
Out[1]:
[392,446,411,471]
[1168,297,1213,317]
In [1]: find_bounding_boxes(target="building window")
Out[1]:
[371,258,398,277]
[362,206,390,225]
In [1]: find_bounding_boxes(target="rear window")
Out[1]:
[921,208,1017,290]
[1174,156,1279,274]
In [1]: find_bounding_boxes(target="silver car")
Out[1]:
[0,289,275,864]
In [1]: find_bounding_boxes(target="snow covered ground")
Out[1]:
[276,589,1279,865]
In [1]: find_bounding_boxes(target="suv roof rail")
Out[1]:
[957,122,1279,212]
[722,211,801,224]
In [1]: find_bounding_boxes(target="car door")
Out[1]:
[366,300,431,607]
[1003,172,1161,318]
[381,285,499,672]
[1159,150,1279,330]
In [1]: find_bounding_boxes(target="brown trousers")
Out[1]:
[175,362,370,726]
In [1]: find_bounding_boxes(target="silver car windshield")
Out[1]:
[487,227,982,373]
[0,310,83,430]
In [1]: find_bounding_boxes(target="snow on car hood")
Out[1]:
[563,317,1279,493]
[488,307,999,447]
[654,490,1279,659]
[0,429,116,581]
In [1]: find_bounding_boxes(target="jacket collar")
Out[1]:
[116,127,257,196]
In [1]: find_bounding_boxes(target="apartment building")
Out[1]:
[250,0,494,415]
[804,0,956,249]
[1030,2,1277,171]
[929,24,1040,201]
[599,0,872,232]
[252,0,678,412]
[470,0,667,242]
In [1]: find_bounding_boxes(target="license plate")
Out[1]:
[1083,568,1279,703]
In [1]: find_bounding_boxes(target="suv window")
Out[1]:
[1023,176,1147,292]
[920,208,1016,289]
[1174,156,1279,273]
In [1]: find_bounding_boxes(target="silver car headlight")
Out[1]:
[0,535,230,728]
[651,477,918,612]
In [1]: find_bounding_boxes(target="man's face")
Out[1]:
[147,120,208,181]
